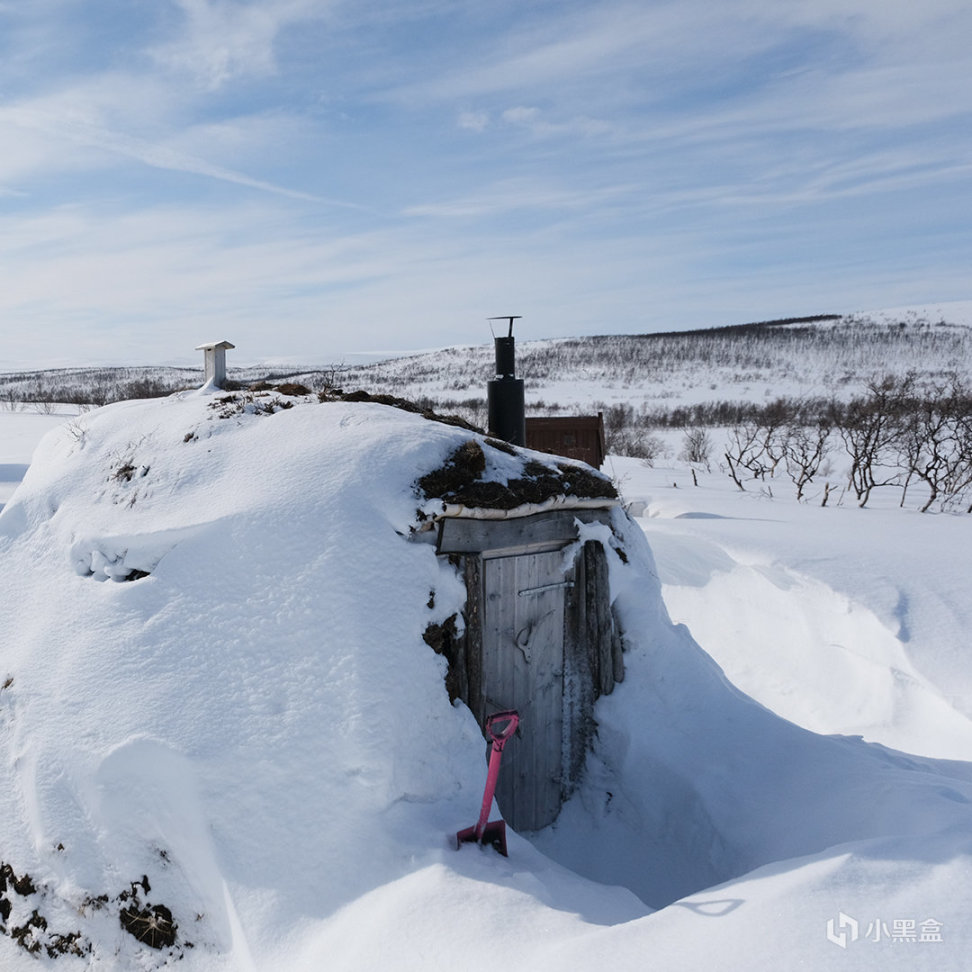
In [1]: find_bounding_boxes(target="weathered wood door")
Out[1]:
[481,549,572,832]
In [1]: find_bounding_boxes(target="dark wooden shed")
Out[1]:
[434,503,624,832]
[525,414,606,469]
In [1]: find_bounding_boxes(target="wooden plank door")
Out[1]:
[481,549,571,832]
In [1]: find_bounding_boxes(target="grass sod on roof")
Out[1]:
[211,384,614,511]
[417,439,617,511]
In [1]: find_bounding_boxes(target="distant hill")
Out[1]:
[3,305,972,431]
[334,310,972,411]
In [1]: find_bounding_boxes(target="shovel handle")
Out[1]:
[471,709,519,841]
[456,709,521,850]
[486,710,519,750]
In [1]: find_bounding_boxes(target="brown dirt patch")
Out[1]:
[417,442,616,510]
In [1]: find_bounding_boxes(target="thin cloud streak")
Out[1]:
[1,103,360,207]
[402,180,634,219]
[149,0,335,89]
[0,0,970,368]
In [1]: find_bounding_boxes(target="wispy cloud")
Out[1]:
[499,105,615,140]
[385,2,773,107]
[0,91,363,207]
[150,0,334,89]
[456,110,489,133]
[1,0,971,368]
[403,178,633,220]
[392,0,972,134]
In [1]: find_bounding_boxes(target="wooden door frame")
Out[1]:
[435,507,624,829]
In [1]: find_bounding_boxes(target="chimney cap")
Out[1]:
[195,340,236,351]
[487,315,521,338]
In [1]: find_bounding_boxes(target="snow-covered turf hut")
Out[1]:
[0,382,631,963]
[5,382,972,968]
[415,434,623,831]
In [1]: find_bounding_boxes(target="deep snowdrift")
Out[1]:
[605,452,972,763]
[1,390,970,969]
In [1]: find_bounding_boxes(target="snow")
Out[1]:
[611,456,972,760]
[1,391,971,968]
[855,300,972,328]
[0,408,80,509]
[335,301,972,431]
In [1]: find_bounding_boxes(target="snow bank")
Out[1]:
[0,410,79,509]
[612,454,972,760]
[1,392,971,969]
[0,392,497,965]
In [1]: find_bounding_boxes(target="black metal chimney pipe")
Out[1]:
[487,316,525,446]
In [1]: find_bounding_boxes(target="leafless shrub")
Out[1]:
[782,421,832,501]
[64,420,87,447]
[895,377,972,512]
[724,423,778,488]
[831,376,911,507]
[607,428,667,464]
[679,427,712,470]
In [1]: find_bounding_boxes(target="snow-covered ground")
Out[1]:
[0,408,80,509]
[610,455,972,762]
[334,300,972,418]
[1,396,971,969]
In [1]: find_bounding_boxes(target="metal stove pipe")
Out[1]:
[487,317,525,446]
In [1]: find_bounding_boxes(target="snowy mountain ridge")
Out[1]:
[4,302,972,418]
[342,304,972,413]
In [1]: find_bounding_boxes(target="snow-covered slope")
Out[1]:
[1,391,971,969]
[0,410,75,509]
[5,301,972,421]
[332,302,972,416]
[615,456,972,761]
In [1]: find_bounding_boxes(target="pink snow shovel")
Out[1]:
[457,709,520,856]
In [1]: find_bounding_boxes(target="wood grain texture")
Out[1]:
[438,512,625,832]
[482,550,569,832]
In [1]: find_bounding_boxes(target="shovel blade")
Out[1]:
[456,820,508,857]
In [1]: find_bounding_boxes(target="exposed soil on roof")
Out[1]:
[417,439,617,510]
[328,389,481,432]
[206,385,482,431]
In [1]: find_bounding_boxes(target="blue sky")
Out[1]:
[1,0,971,368]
